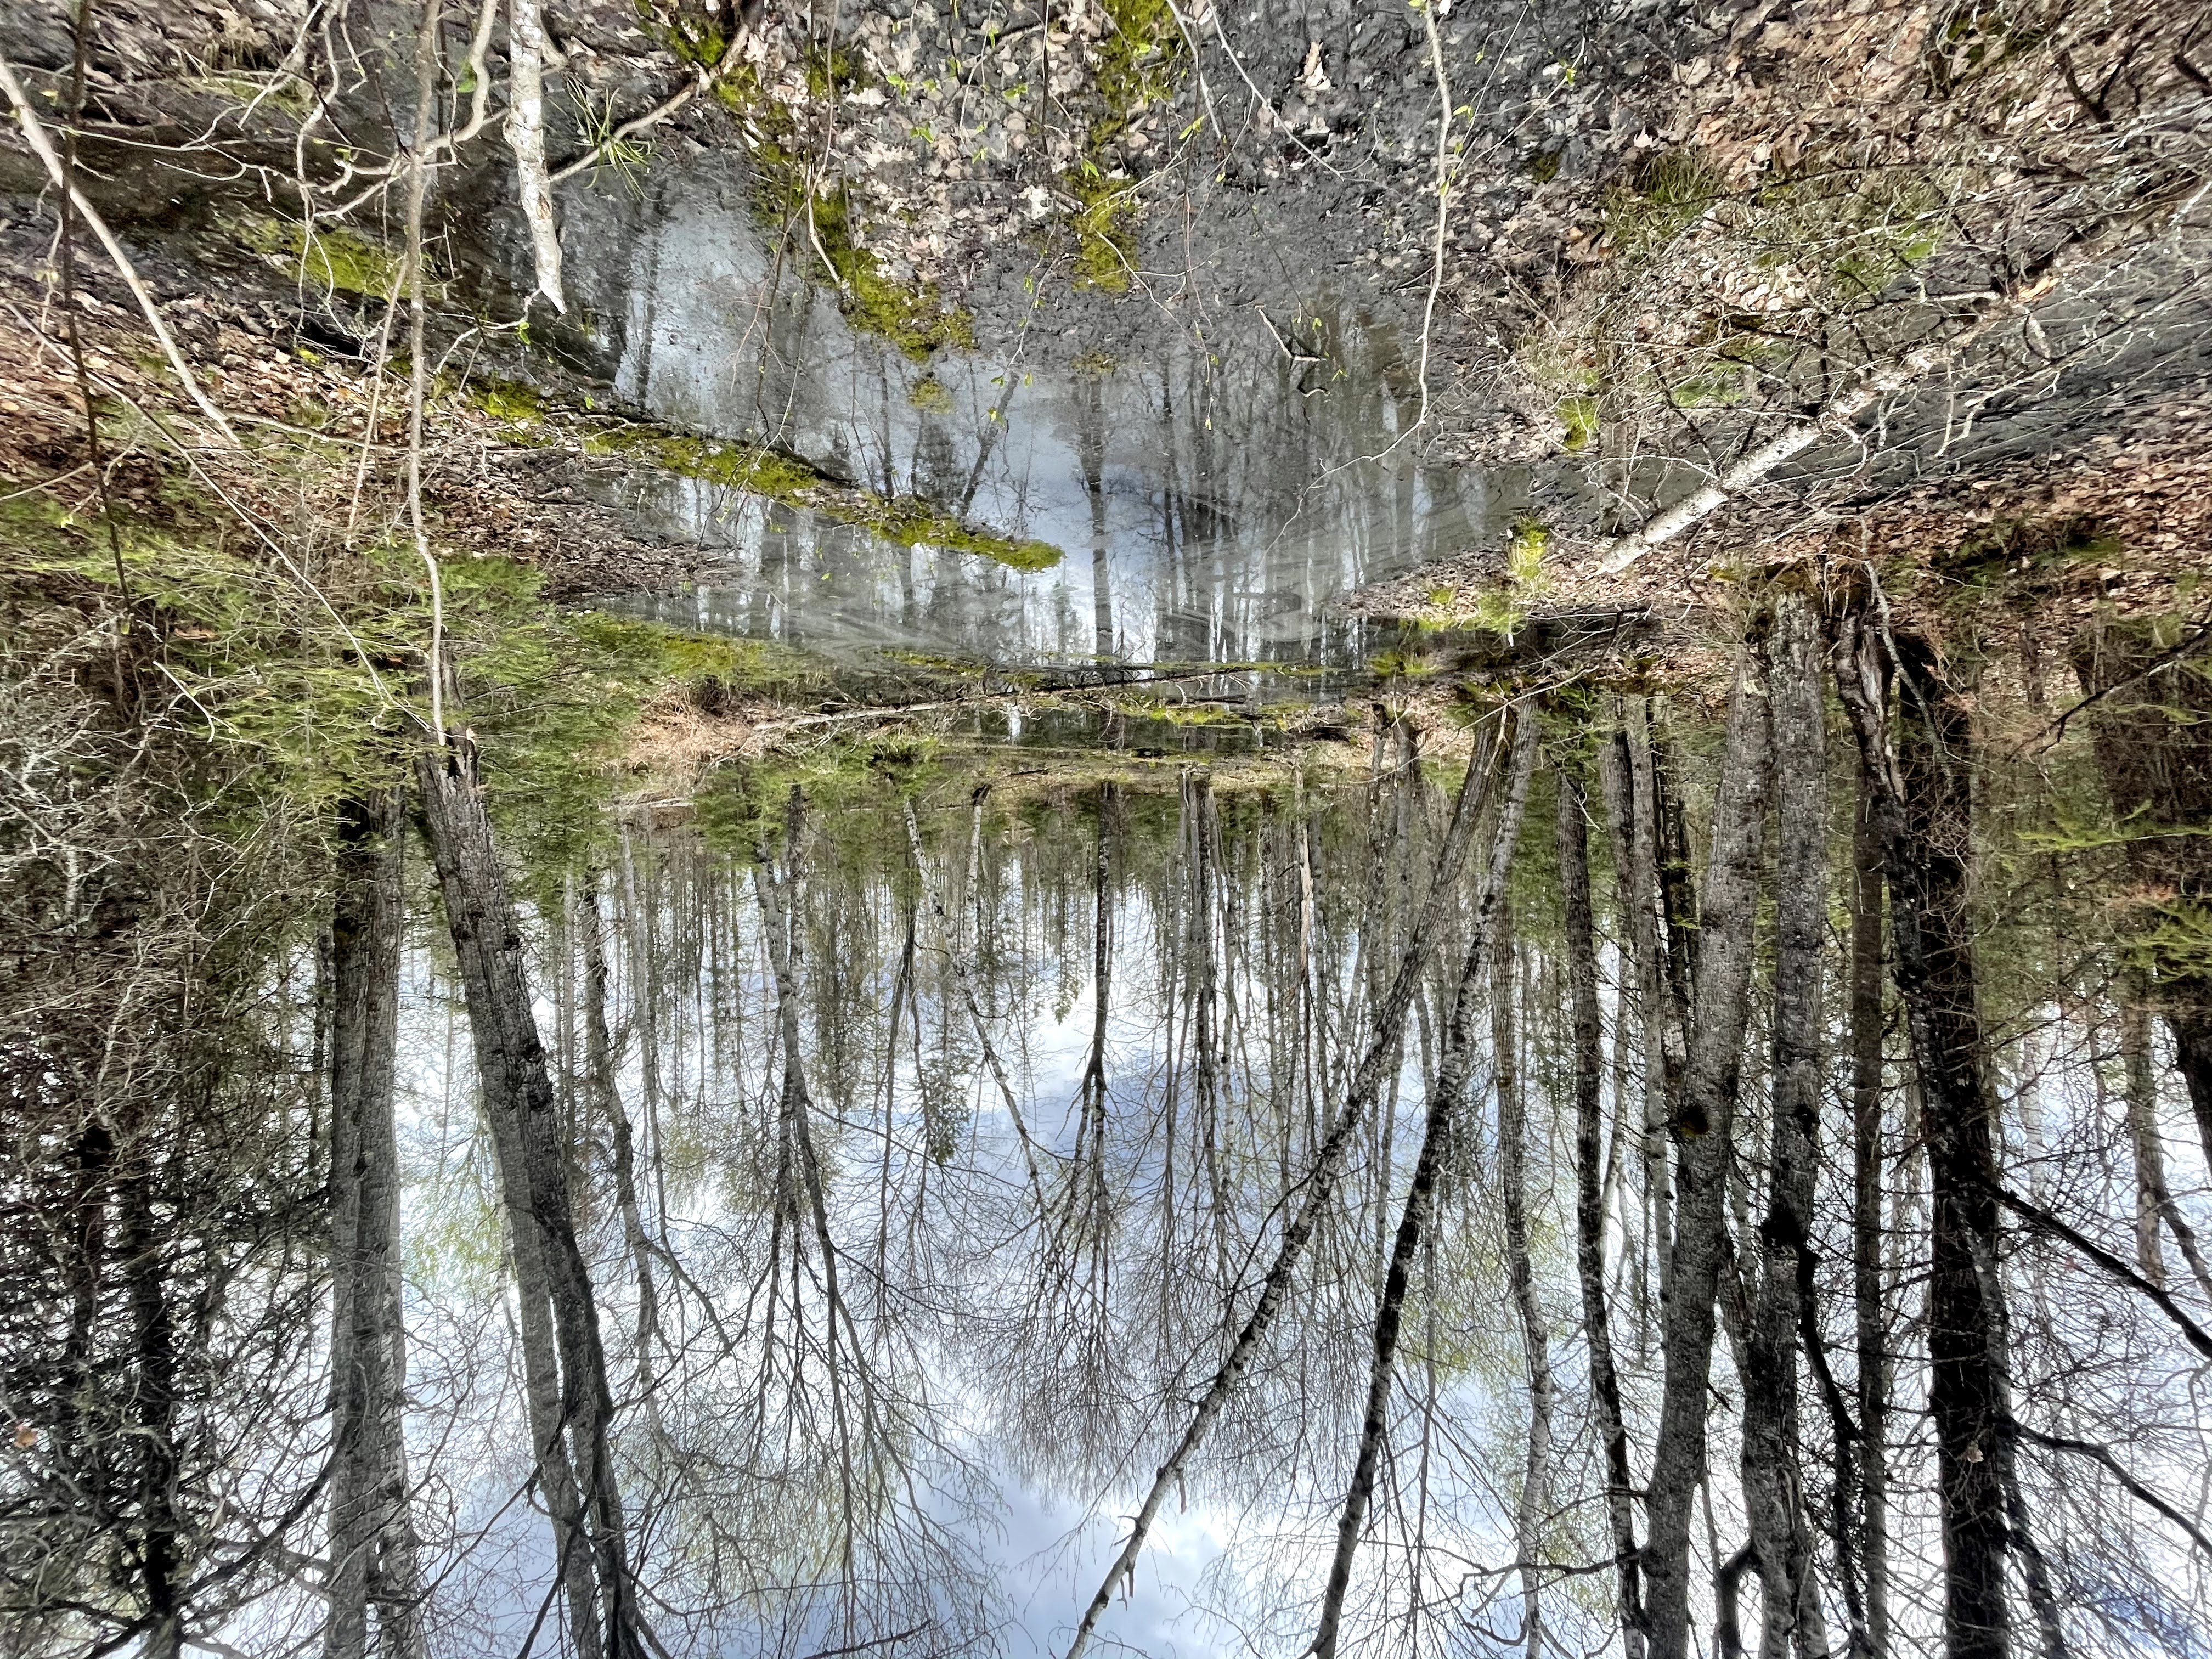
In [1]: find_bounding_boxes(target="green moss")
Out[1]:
[1069,171,1137,292]
[752,161,974,357]
[577,423,1062,571]
[1368,646,1440,680]
[1095,0,1181,111]
[233,214,422,301]
[1056,0,1182,292]
[700,48,971,358]
[1509,515,1549,584]
[1601,148,1726,257]
[882,648,989,674]
[658,4,732,69]
[907,375,956,413]
[470,379,548,426]
[0,478,772,883]
[1425,516,1550,641]
[1666,366,1746,408]
[804,42,861,100]
[1558,394,1599,452]
[712,58,792,132]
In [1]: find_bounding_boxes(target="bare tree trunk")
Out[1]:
[902,793,1047,1212]
[1559,756,1647,1658]
[416,737,641,1659]
[1612,707,1686,1306]
[120,1152,182,1659]
[579,876,662,1398]
[1064,783,1116,1262]
[2162,1014,2212,1171]
[1065,721,1507,1659]
[1308,710,1540,1659]
[2122,1001,2168,1285]
[1834,613,2015,1659]
[1495,894,1554,1659]
[1852,763,1890,1659]
[325,788,424,1659]
[506,0,568,313]
[2120,997,2212,1299]
[2069,620,2212,1178]
[1643,648,1774,1659]
[1739,592,1830,1659]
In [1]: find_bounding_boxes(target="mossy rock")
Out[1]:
[577,424,1063,572]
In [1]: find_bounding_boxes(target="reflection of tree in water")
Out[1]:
[567,747,1559,1654]
[19,611,2212,1659]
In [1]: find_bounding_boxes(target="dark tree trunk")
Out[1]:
[325,788,422,1659]
[1835,614,2015,1659]
[416,737,642,1659]
[1643,649,1774,1659]
[1852,757,1891,1659]
[1739,592,1830,1659]
[120,1154,181,1659]
[2164,1014,2212,1167]
[1558,755,1647,1659]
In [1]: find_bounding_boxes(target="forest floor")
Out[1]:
[4,0,2210,764]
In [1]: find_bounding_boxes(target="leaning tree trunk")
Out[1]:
[1739,591,1831,1659]
[325,788,424,1659]
[1065,720,1508,1659]
[1642,647,1774,1659]
[1835,612,2015,1659]
[1558,757,1647,1659]
[416,736,642,1659]
[1305,710,1540,1659]
[1495,892,1555,1659]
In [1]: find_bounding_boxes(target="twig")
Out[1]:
[1991,1181,2212,1362]
[0,53,239,444]
[405,0,448,742]
[52,0,132,630]
[2012,1424,2212,1559]
[1254,306,1323,364]
[1154,0,1219,143]
[548,27,753,184]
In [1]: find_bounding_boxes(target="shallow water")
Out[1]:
[391,768,1541,1658]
